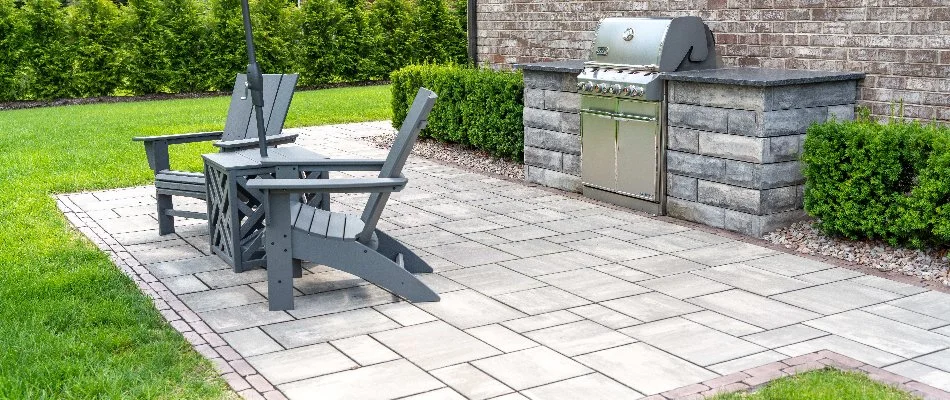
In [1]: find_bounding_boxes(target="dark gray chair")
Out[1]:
[134,73,299,235]
[247,88,440,311]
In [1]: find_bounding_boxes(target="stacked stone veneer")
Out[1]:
[665,80,857,237]
[522,68,583,192]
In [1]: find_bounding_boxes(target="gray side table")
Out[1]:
[203,145,329,272]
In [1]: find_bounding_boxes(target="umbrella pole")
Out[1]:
[241,0,268,158]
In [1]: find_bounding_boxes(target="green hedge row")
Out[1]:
[0,0,466,101]
[391,64,524,161]
[802,113,950,248]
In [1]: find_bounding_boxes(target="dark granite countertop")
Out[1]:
[661,68,865,86]
[514,60,584,73]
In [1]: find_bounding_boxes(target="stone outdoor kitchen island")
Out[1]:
[520,65,864,237]
[661,68,864,236]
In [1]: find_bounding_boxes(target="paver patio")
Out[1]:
[59,121,950,399]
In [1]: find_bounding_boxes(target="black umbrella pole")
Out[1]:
[241,0,268,158]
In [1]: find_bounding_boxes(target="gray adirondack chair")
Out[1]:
[246,88,440,311]
[134,73,300,235]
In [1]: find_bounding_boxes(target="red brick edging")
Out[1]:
[648,351,950,400]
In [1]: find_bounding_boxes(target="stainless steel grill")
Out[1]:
[578,16,718,214]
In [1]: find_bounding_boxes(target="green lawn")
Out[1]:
[713,368,918,400]
[0,85,392,398]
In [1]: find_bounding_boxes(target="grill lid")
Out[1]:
[588,17,715,72]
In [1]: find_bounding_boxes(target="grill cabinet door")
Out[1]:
[616,117,659,201]
[581,112,617,191]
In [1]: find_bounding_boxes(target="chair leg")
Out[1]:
[265,192,296,311]
[375,230,434,273]
[292,259,303,278]
[156,193,175,235]
[294,237,439,303]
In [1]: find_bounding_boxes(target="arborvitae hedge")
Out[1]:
[0,0,466,101]
[802,111,950,248]
[391,64,524,161]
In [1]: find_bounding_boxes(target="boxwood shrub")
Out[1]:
[802,112,950,248]
[390,64,524,161]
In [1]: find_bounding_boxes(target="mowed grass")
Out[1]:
[713,368,919,400]
[0,85,392,398]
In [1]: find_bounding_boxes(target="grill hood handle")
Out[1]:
[660,16,715,70]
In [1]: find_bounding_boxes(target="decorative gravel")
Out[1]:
[764,221,950,286]
[365,132,525,180]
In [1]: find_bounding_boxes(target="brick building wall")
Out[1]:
[476,1,950,121]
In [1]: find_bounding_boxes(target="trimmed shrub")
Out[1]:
[68,0,125,97]
[802,114,950,248]
[390,64,524,160]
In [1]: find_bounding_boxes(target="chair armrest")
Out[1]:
[247,177,407,193]
[260,158,386,171]
[214,133,298,150]
[132,131,223,145]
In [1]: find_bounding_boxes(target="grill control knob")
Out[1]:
[581,82,594,92]
[594,83,608,93]
[626,86,643,97]
[609,84,622,94]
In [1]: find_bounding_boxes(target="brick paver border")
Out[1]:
[648,350,950,400]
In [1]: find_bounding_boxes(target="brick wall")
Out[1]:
[476,1,950,122]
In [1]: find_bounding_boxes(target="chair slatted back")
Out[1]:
[221,73,299,143]
[358,88,438,242]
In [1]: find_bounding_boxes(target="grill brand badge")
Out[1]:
[622,27,635,41]
[596,46,609,56]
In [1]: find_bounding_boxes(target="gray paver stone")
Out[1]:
[247,343,357,385]
[522,373,644,400]
[430,363,513,400]
[329,335,400,366]
[278,359,444,400]
[471,347,592,391]
[372,321,501,370]
[575,343,718,395]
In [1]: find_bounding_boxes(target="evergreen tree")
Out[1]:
[19,0,74,99]
[340,0,384,81]
[68,0,124,97]
[452,0,468,63]
[164,0,207,93]
[416,0,466,64]
[251,0,302,75]
[299,0,347,84]
[0,0,24,100]
[123,0,172,94]
[368,0,415,74]
[202,0,245,91]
